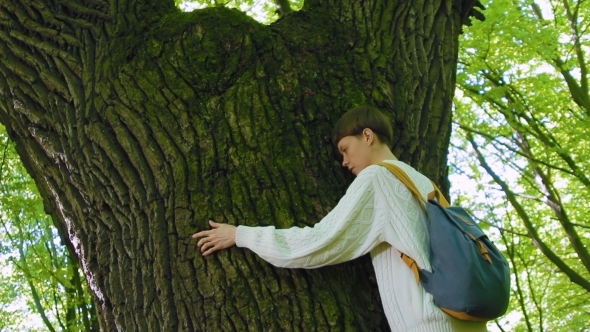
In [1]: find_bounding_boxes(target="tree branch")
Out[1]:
[274,0,293,16]
[71,258,93,332]
[570,222,590,230]
[0,136,8,183]
[25,273,59,332]
[552,58,590,116]
[458,0,486,27]
[467,134,590,293]
[458,124,575,177]
[5,221,59,332]
[520,248,546,331]
[563,0,589,96]
[521,139,590,273]
[502,230,534,332]
[462,70,590,194]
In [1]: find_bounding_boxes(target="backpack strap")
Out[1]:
[377,161,451,283]
[377,162,450,207]
[400,252,420,283]
[377,162,494,272]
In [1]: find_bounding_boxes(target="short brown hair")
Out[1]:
[331,106,393,148]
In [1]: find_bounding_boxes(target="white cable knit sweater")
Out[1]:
[236,160,488,332]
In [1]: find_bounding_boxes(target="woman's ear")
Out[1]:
[362,128,374,145]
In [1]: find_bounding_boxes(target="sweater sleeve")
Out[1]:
[235,167,381,268]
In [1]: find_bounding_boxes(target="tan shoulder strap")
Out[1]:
[377,161,452,284]
[377,162,450,207]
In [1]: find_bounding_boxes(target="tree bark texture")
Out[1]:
[0,0,479,330]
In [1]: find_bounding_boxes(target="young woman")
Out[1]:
[193,106,488,332]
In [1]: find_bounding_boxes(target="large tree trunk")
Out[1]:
[0,0,480,330]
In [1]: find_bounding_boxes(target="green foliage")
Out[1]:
[0,124,97,331]
[178,0,303,23]
[453,0,590,330]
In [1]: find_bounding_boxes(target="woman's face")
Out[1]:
[337,132,373,176]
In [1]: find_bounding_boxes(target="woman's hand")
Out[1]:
[192,220,237,256]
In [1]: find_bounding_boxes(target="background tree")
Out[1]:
[0,0,483,330]
[0,124,98,331]
[453,0,590,330]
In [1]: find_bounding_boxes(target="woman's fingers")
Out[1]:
[193,221,237,255]
[197,235,218,253]
[200,240,213,253]
[200,238,221,256]
[202,243,217,256]
[192,230,210,239]
[196,236,210,249]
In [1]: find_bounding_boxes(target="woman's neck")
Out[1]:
[372,145,397,163]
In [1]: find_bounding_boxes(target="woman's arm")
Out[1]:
[235,167,383,268]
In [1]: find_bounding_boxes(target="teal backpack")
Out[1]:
[378,162,511,322]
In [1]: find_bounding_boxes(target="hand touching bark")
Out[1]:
[192,220,237,256]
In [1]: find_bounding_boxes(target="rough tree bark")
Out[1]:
[0,0,481,330]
